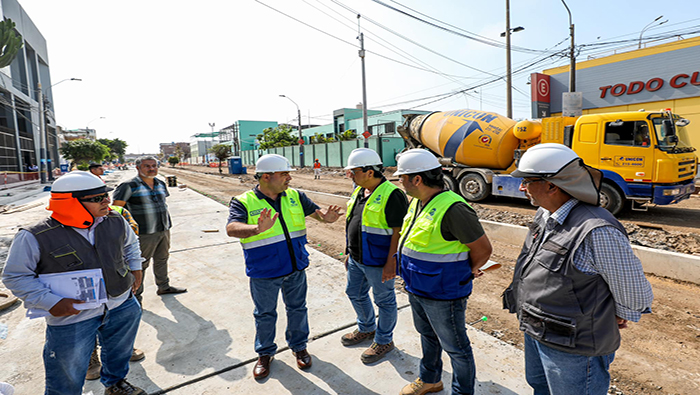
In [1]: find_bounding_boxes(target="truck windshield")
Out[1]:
[651,117,695,153]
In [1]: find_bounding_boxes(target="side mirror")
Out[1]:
[662,119,676,136]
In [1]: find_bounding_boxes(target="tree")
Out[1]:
[0,19,23,69]
[168,156,180,168]
[337,129,357,141]
[59,139,110,167]
[257,125,296,150]
[311,133,335,144]
[97,138,128,163]
[209,143,232,174]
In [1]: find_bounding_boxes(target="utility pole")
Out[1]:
[358,15,369,148]
[207,122,215,164]
[37,83,48,183]
[279,95,304,167]
[505,0,512,118]
[561,0,575,92]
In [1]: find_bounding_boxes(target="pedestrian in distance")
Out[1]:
[313,158,322,179]
[89,163,105,180]
[2,171,145,395]
[226,154,343,380]
[502,143,654,395]
[341,148,408,364]
[395,149,493,395]
[112,155,187,301]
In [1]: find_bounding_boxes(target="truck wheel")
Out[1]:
[600,183,624,216]
[459,173,489,202]
[443,174,457,192]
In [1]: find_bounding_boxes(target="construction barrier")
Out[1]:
[0,171,41,189]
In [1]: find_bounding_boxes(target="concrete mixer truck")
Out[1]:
[397,109,697,215]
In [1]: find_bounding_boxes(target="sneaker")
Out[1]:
[361,341,394,364]
[400,378,444,395]
[86,348,101,380]
[104,379,146,395]
[130,348,145,362]
[340,329,375,346]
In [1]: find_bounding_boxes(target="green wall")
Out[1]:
[241,136,407,168]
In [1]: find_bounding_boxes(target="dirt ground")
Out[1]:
[160,164,700,395]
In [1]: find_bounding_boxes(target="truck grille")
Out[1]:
[678,158,697,179]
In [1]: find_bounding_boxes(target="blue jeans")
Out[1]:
[345,256,397,344]
[524,334,615,395]
[250,269,309,356]
[409,293,475,395]
[44,295,142,394]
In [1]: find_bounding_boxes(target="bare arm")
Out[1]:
[381,228,402,282]
[226,208,278,238]
[466,234,492,272]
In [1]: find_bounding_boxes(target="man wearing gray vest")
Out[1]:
[502,144,653,395]
[2,171,145,395]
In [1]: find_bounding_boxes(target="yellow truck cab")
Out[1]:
[539,110,697,214]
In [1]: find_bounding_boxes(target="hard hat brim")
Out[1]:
[393,163,440,177]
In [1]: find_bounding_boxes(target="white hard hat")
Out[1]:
[512,143,603,206]
[393,149,441,176]
[255,154,296,173]
[511,143,579,177]
[344,148,382,170]
[51,171,112,197]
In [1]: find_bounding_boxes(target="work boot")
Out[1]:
[400,378,444,395]
[130,348,145,362]
[360,341,394,364]
[103,379,145,395]
[340,329,375,346]
[86,348,101,380]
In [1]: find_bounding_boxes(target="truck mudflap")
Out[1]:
[652,180,696,205]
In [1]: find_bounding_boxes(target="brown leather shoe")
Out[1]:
[130,348,145,362]
[253,355,273,380]
[341,329,375,346]
[156,286,187,295]
[294,349,312,370]
[86,347,101,380]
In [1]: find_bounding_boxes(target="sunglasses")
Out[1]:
[78,193,110,203]
[520,178,546,186]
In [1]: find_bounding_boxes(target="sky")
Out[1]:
[16,0,700,154]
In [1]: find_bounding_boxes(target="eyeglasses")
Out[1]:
[78,193,110,203]
[347,168,366,176]
[520,178,545,186]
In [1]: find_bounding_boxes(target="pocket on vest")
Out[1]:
[366,237,390,260]
[520,303,576,348]
[404,262,442,294]
[49,245,84,269]
[534,240,568,272]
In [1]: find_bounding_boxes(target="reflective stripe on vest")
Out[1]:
[346,180,399,266]
[398,191,473,300]
[236,188,308,278]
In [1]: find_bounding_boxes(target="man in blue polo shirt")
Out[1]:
[226,154,342,380]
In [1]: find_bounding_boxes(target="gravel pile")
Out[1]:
[473,205,700,256]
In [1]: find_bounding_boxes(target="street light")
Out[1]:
[86,116,106,130]
[561,0,575,92]
[638,15,668,49]
[50,77,82,89]
[37,78,81,182]
[501,0,524,118]
[279,94,304,168]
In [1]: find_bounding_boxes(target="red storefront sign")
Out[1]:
[599,71,700,98]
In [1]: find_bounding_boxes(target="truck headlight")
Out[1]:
[663,188,681,195]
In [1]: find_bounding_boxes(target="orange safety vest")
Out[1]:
[313,162,321,169]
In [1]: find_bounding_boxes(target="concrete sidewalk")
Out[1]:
[0,170,529,394]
